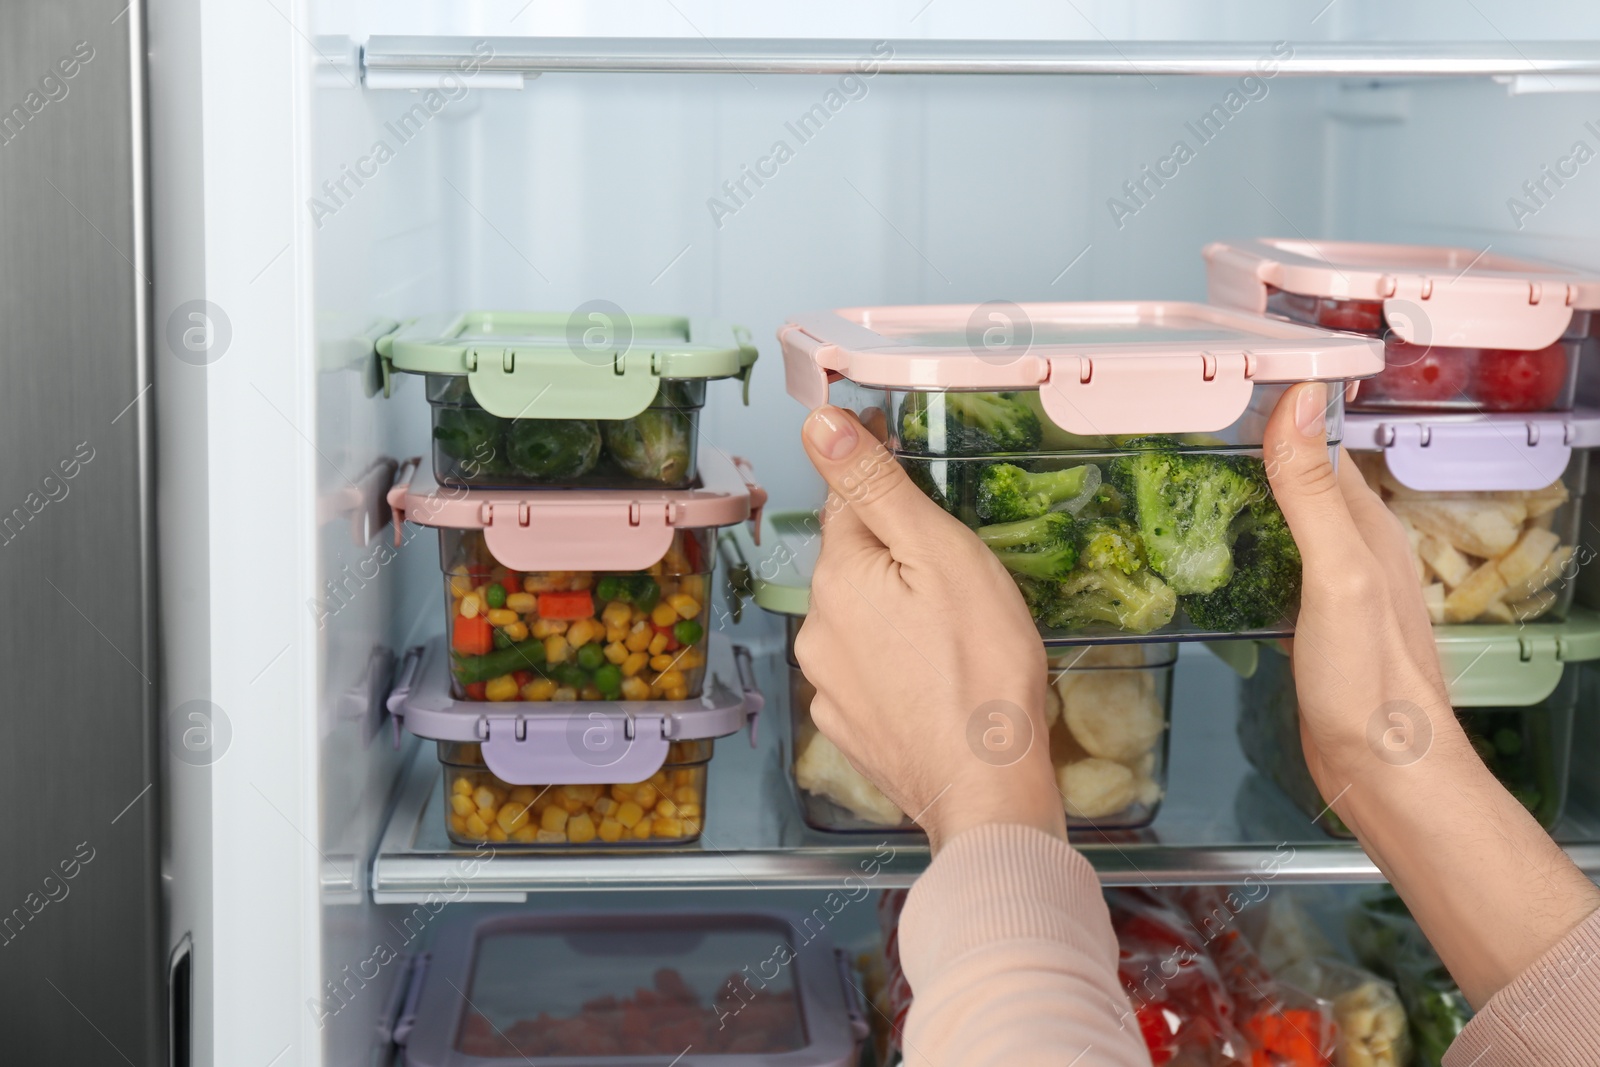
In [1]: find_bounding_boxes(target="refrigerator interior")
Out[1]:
[157,3,1600,1064]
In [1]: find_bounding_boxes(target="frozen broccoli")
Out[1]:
[1181,497,1302,631]
[899,391,1043,456]
[975,462,1101,522]
[903,458,956,513]
[604,409,693,484]
[433,407,506,469]
[1020,565,1177,635]
[504,418,602,480]
[1107,438,1264,595]
[1077,517,1145,575]
[977,513,1079,579]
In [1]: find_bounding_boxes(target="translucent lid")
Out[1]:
[388,450,766,572]
[401,909,863,1067]
[380,312,759,419]
[780,300,1382,436]
[741,511,821,618]
[1205,238,1600,350]
[1344,409,1600,492]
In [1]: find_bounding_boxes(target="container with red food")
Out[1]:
[388,908,868,1066]
[1206,238,1600,413]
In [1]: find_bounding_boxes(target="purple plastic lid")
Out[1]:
[395,909,867,1067]
[1344,409,1600,492]
[387,636,762,786]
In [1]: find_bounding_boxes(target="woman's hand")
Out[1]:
[1265,382,1600,1007]
[795,405,1066,852]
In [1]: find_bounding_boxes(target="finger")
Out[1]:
[1337,450,1420,579]
[1262,383,1367,570]
[801,405,946,552]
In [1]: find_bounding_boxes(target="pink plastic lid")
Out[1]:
[388,448,765,572]
[1205,238,1600,351]
[1344,409,1600,492]
[780,301,1382,436]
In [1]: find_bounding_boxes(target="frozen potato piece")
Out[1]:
[1042,683,1062,729]
[1507,544,1574,601]
[1058,758,1137,820]
[1442,560,1509,623]
[1520,479,1570,519]
[1418,535,1473,589]
[1391,498,1524,559]
[1477,600,1515,624]
[1422,583,1446,625]
[1064,671,1165,762]
[1509,587,1559,622]
[1495,527,1563,590]
[794,732,905,827]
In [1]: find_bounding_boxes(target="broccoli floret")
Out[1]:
[977,513,1079,580]
[1077,517,1145,576]
[1182,495,1302,631]
[899,391,1043,456]
[1107,438,1264,595]
[975,462,1101,522]
[1026,566,1177,635]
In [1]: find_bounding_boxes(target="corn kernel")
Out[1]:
[602,601,632,627]
[574,783,603,803]
[553,686,578,702]
[598,817,624,842]
[449,793,475,816]
[560,793,586,815]
[487,824,508,842]
[570,572,593,590]
[656,669,686,692]
[621,651,649,678]
[532,618,568,639]
[593,796,618,817]
[648,633,669,656]
[664,684,689,701]
[504,591,536,614]
[484,674,519,702]
[510,826,539,842]
[633,784,658,810]
[649,770,669,788]
[673,769,696,786]
[536,829,567,843]
[486,608,519,627]
[672,785,698,805]
[544,635,570,664]
[521,678,557,701]
[568,813,597,844]
[679,575,705,599]
[540,807,569,832]
[615,801,645,828]
[472,787,495,810]
[682,817,701,836]
[579,685,602,701]
[675,648,703,670]
[451,776,473,796]
[649,653,675,672]
[566,619,596,648]
[678,802,702,818]
[650,603,679,628]
[625,622,653,653]
[652,816,685,839]
[603,641,629,665]
[502,620,529,643]
[476,806,497,826]
[460,593,482,619]
[448,813,468,834]
[465,813,489,837]
[508,785,537,805]
[605,622,628,644]
[631,818,653,840]
[668,594,701,619]
[497,804,530,833]
[523,573,560,593]
[620,677,651,701]
[655,798,680,819]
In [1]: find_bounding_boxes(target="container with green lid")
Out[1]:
[1238,611,1600,836]
[378,311,758,490]
[727,510,1177,834]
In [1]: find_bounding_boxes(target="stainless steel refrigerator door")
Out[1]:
[0,0,160,1062]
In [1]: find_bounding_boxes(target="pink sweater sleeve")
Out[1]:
[1443,907,1600,1067]
[896,824,1152,1067]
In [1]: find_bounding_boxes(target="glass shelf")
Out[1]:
[370,645,1600,902]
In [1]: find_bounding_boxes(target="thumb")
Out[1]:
[1263,382,1364,569]
[801,405,939,551]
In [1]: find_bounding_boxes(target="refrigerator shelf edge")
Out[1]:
[362,38,1600,79]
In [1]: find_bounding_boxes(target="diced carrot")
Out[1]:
[452,614,494,655]
[465,681,487,700]
[501,572,520,597]
[538,590,595,620]
[683,535,702,572]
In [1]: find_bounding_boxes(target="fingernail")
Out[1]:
[806,406,858,460]
[1295,383,1326,437]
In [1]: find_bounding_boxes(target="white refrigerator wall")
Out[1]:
[149,3,1600,1066]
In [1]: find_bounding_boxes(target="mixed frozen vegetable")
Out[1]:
[441,740,708,845]
[1352,453,1574,623]
[1347,889,1474,1067]
[447,533,710,703]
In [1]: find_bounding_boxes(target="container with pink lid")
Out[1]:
[1204,238,1600,413]
[780,301,1383,642]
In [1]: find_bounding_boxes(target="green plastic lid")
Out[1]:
[724,509,821,618]
[377,311,758,420]
[1238,609,1600,707]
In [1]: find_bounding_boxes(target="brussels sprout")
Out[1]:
[434,407,508,473]
[504,418,602,480]
[605,409,693,484]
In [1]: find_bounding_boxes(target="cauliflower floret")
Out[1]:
[1063,670,1165,762]
[1133,774,1163,808]
[795,732,905,827]
[1057,758,1137,819]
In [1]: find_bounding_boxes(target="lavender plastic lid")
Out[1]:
[1344,409,1600,492]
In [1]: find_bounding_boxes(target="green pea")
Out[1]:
[486,583,507,609]
[593,664,622,697]
[576,642,605,671]
[673,619,704,646]
[492,629,512,650]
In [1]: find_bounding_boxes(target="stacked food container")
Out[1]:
[379,312,765,848]
[1206,238,1600,833]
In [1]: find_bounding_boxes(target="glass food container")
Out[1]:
[391,908,866,1066]
[736,510,1176,832]
[378,312,758,489]
[780,301,1383,643]
[1345,410,1598,624]
[385,636,762,850]
[1205,238,1600,413]
[388,449,765,701]
[1238,611,1600,835]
